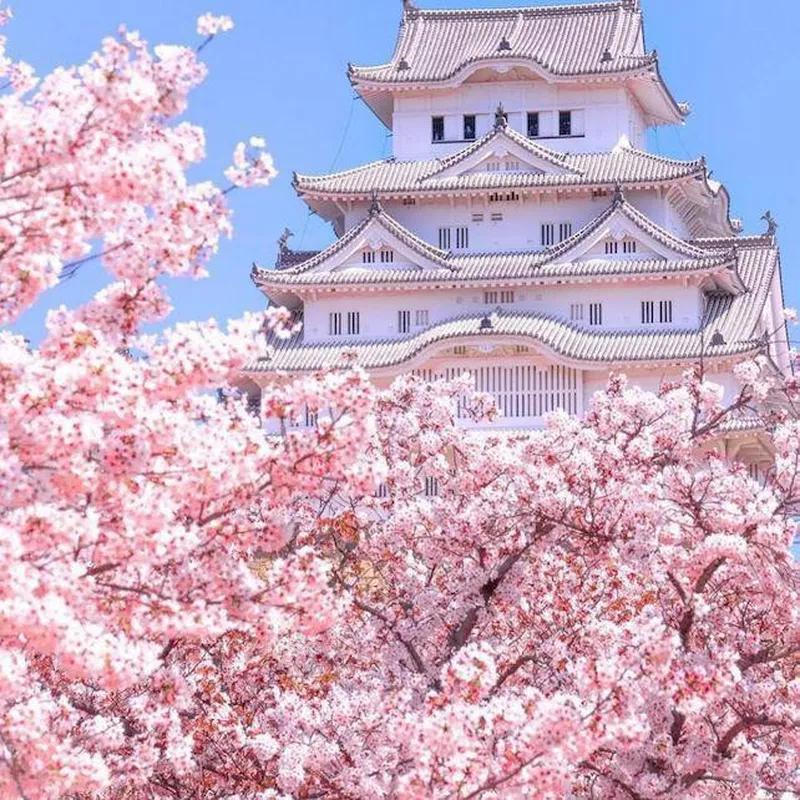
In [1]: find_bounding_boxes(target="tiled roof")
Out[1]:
[256,196,738,287]
[245,237,776,375]
[245,310,758,375]
[350,1,655,84]
[294,134,704,198]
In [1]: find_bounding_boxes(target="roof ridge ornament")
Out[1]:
[612,183,626,207]
[600,48,613,63]
[278,227,293,254]
[498,36,512,52]
[397,57,410,71]
[369,191,383,217]
[761,210,778,238]
[402,0,419,18]
[494,103,508,130]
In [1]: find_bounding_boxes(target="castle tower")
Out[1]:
[245,0,789,470]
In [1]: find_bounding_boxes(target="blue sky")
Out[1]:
[8,0,800,343]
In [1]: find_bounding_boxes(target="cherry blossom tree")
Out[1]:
[1,6,799,800]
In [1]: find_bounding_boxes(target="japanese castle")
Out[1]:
[245,0,790,468]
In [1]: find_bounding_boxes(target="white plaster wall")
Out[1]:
[342,190,688,252]
[393,83,645,161]
[302,282,703,344]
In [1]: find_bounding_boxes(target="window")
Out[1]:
[432,116,445,142]
[424,476,440,497]
[329,312,342,336]
[570,303,584,322]
[623,239,637,254]
[484,290,499,305]
[375,483,390,499]
[515,345,530,354]
[415,310,429,326]
[403,197,416,206]
[463,114,476,140]
[490,212,504,222]
[398,310,411,334]
[455,226,469,249]
[471,212,484,223]
[379,248,394,263]
[347,311,360,335]
[505,160,521,171]
[559,110,573,137]
[643,301,672,325]
[487,161,502,172]
[454,345,467,356]
[559,222,573,242]
[589,302,603,326]
[541,223,556,247]
[605,239,619,255]
[659,300,673,324]
[362,250,375,264]
[500,290,515,304]
[438,227,451,249]
[489,191,520,202]
[641,301,655,325]
[527,111,540,138]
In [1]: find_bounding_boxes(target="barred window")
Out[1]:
[329,312,342,336]
[398,310,412,334]
[541,223,556,247]
[589,303,603,326]
[347,311,360,335]
[570,303,584,322]
[559,222,573,242]
[438,227,451,249]
[415,310,429,326]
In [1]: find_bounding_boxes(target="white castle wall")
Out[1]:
[301,282,703,344]
[393,82,647,161]
[342,191,690,251]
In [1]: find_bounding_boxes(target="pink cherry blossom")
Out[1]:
[196,12,234,37]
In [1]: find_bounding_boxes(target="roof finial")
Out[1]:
[498,36,512,52]
[397,57,410,71]
[600,48,613,63]
[494,103,508,130]
[402,0,418,17]
[761,210,778,237]
[369,190,383,217]
[278,227,293,253]
[612,183,626,207]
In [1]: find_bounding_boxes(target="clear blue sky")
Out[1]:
[8,0,800,343]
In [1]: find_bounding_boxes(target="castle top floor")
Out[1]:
[349,0,687,161]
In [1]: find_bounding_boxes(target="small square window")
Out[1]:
[559,111,572,137]
[432,116,445,142]
[527,111,540,138]
[463,114,476,141]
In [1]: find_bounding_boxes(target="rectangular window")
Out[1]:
[589,302,603,326]
[486,161,501,172]
[432,116,445,142]
[438,227,451,249]
[362,251,375,264]
[490,212,504,222]
[402,197,416,206]
[415,310,429,326]
[471,212,484,223]
[398,310,411,334]
[455,226,469,249]
[559,110,573,137]
[541,223,556,247]
[570,303,584,322]
[559,222,573,242]
[424,476,440,497]
[329,312,342,336]
[659,300,673,324]
[380,249,394,263]
[505,160,520,171]
[623,239,637,254]
[641,301,655,325]
[347,311,360,335]
[454,345,467,356]
[500,290,515,304]
[463,114,476,141]
[605,240,619,255]
[484,290,499,305]
[527,111,540,138]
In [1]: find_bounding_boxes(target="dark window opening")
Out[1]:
[559,111,572,137]
[527,112,540,138]
[432,116,445,142]
[463,115,476,140]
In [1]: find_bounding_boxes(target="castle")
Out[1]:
[244,0,789,472]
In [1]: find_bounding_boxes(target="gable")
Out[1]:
[552,201,709,265]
